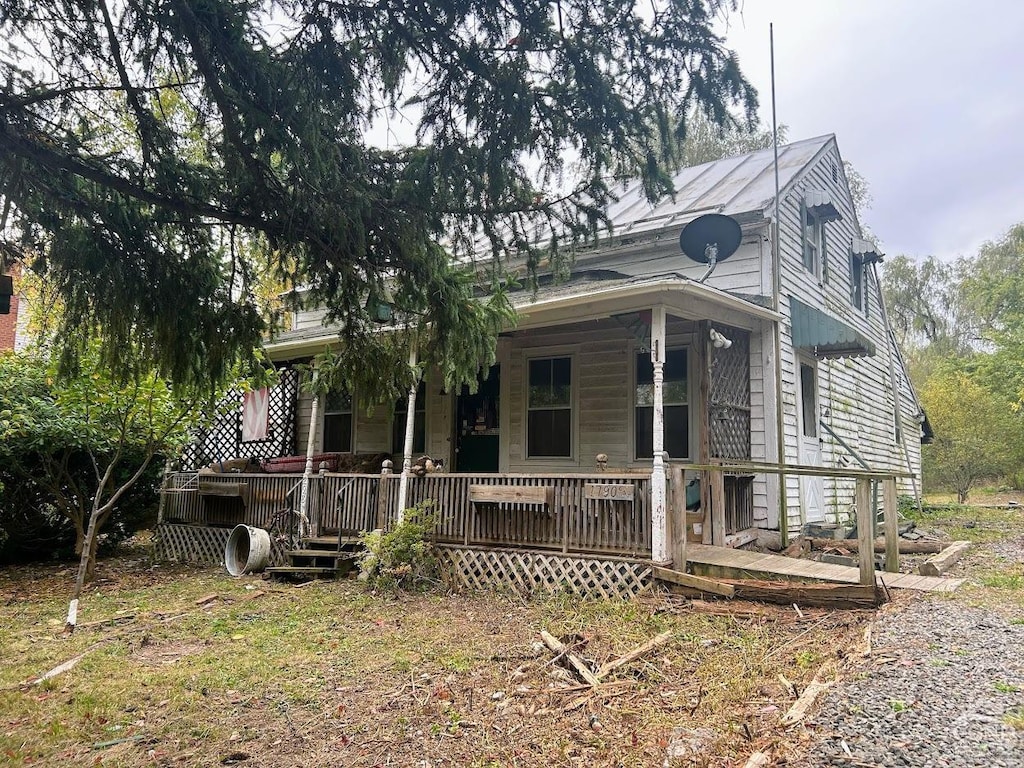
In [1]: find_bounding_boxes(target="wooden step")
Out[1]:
[265,565,339,578]
[300,536,364,548]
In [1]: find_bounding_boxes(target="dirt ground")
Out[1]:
[0,505,1017,767]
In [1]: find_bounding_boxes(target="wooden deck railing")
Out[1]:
[161,470,654,558]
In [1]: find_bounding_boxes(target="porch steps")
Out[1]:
[265,538,365,581]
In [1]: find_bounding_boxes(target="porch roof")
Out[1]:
[789,296,876,359]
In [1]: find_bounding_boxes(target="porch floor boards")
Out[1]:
[685,544,963,593]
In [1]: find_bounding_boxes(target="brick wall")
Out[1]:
[0,264,21,351]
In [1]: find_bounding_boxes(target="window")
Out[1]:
[322,387,353,452]
[801,200,826,280]
[391,380,426,454]
[800,362,817,439]
[850,253,866,312]
[527,357,572,458]
[635,348,689,460]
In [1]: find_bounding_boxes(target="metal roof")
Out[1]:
[601,135,835,238]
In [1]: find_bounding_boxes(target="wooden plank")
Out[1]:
[855,478,874,586]
[808,537,944,554]
[584,483,635,502]
[198,481,248,498]
[719,579,883,609]
[710,469,726,546]
[653,566,736,597]
[669,465,687,570]
[919,540,971,577]
[883,477,899,573]
[781,678,831,725]
[469,484,552,506]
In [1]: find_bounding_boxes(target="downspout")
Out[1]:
[396,340,420,522]
[770,23,789,546]
[649,305,669,564]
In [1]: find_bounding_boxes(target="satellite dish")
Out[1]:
[679,213,742,264]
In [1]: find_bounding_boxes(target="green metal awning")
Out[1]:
[789,296,876,359]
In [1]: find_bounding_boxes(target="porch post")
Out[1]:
[650,306,670,564]
[297,388,321,540]
[396,343,419,522]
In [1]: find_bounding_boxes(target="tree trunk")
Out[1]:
[65,501,102,633]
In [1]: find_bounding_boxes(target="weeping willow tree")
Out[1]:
[0,0,756,400]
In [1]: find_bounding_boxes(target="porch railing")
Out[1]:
[161,470,654,558]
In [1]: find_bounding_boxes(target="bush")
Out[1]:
[359,501,439,591]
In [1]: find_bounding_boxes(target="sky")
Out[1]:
[719,0,1024,261]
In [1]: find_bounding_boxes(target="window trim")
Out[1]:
[523,349,578,462]
[322,386,355,453]
[629,342,694,464]
[849,251,869,315]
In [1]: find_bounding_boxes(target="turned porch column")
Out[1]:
[298,370,321,540]
[395,343,420,522]
[650,306,670,564]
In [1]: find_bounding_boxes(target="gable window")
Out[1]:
[801,200,826,279]
[635,348,689,460]
[392,380,426,455]
[527,356,572,458]
[323,387,353,453]
[850,253,866,312]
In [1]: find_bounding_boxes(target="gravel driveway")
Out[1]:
[801,560,1023,767]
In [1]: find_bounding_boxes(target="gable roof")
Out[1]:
[601,134,835,240]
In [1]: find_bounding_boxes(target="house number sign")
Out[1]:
[584,483,635,502]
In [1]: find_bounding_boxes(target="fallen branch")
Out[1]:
[595,631,673,681]
[781,678,831,725]
[539,630,600,686]
[16,641,108,688]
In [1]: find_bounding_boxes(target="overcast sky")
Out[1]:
[719,0,1024,261]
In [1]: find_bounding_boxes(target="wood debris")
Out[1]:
[781,677,831,725]
[919,540,971,576]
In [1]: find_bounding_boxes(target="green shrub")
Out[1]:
[359,501,439,591]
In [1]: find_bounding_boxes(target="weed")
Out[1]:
[795,651,819,668]
[994,681,1020,693]
[979,572,1023,590]
[359,500,439,592]
[888,699,909,713]
[928,658,950,667]
[1004,706,1024,730]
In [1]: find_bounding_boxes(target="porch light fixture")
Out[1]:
[709,327,732,349]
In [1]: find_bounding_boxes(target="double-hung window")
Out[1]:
[527,356,572,458]
[392,380,426,454]
[323,387,353,452]
[635,348,689,460]
[801,200,826,280]
[850,253,866,312]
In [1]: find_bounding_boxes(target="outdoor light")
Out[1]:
[709,327,732,349]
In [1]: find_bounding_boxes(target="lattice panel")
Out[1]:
[179,368,299,471]
[709,328,751,459]
[438,547,652,600]
[154,524,286,568]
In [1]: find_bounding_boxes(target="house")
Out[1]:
[0,262,30,352]
[157,134,926,595]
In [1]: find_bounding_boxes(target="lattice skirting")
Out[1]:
[438,546,652,600]
[154,524,286,568]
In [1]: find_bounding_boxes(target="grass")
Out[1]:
[0,548,867,768]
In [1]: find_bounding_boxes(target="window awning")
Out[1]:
[789,296,876,359]
[803,189,842,222]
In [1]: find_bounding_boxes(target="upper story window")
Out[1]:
[850,238,881,315]
[800,190,842,282]
[635,348,689,460]
[527,356,572,458]
[392,380,426,455]
[323,387,353,453]
[850,253,866,312]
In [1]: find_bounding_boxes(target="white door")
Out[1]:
[798,358,825,523]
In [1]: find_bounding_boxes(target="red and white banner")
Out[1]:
[241,387,270,442]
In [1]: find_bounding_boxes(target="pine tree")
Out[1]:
[0,0,756,399]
